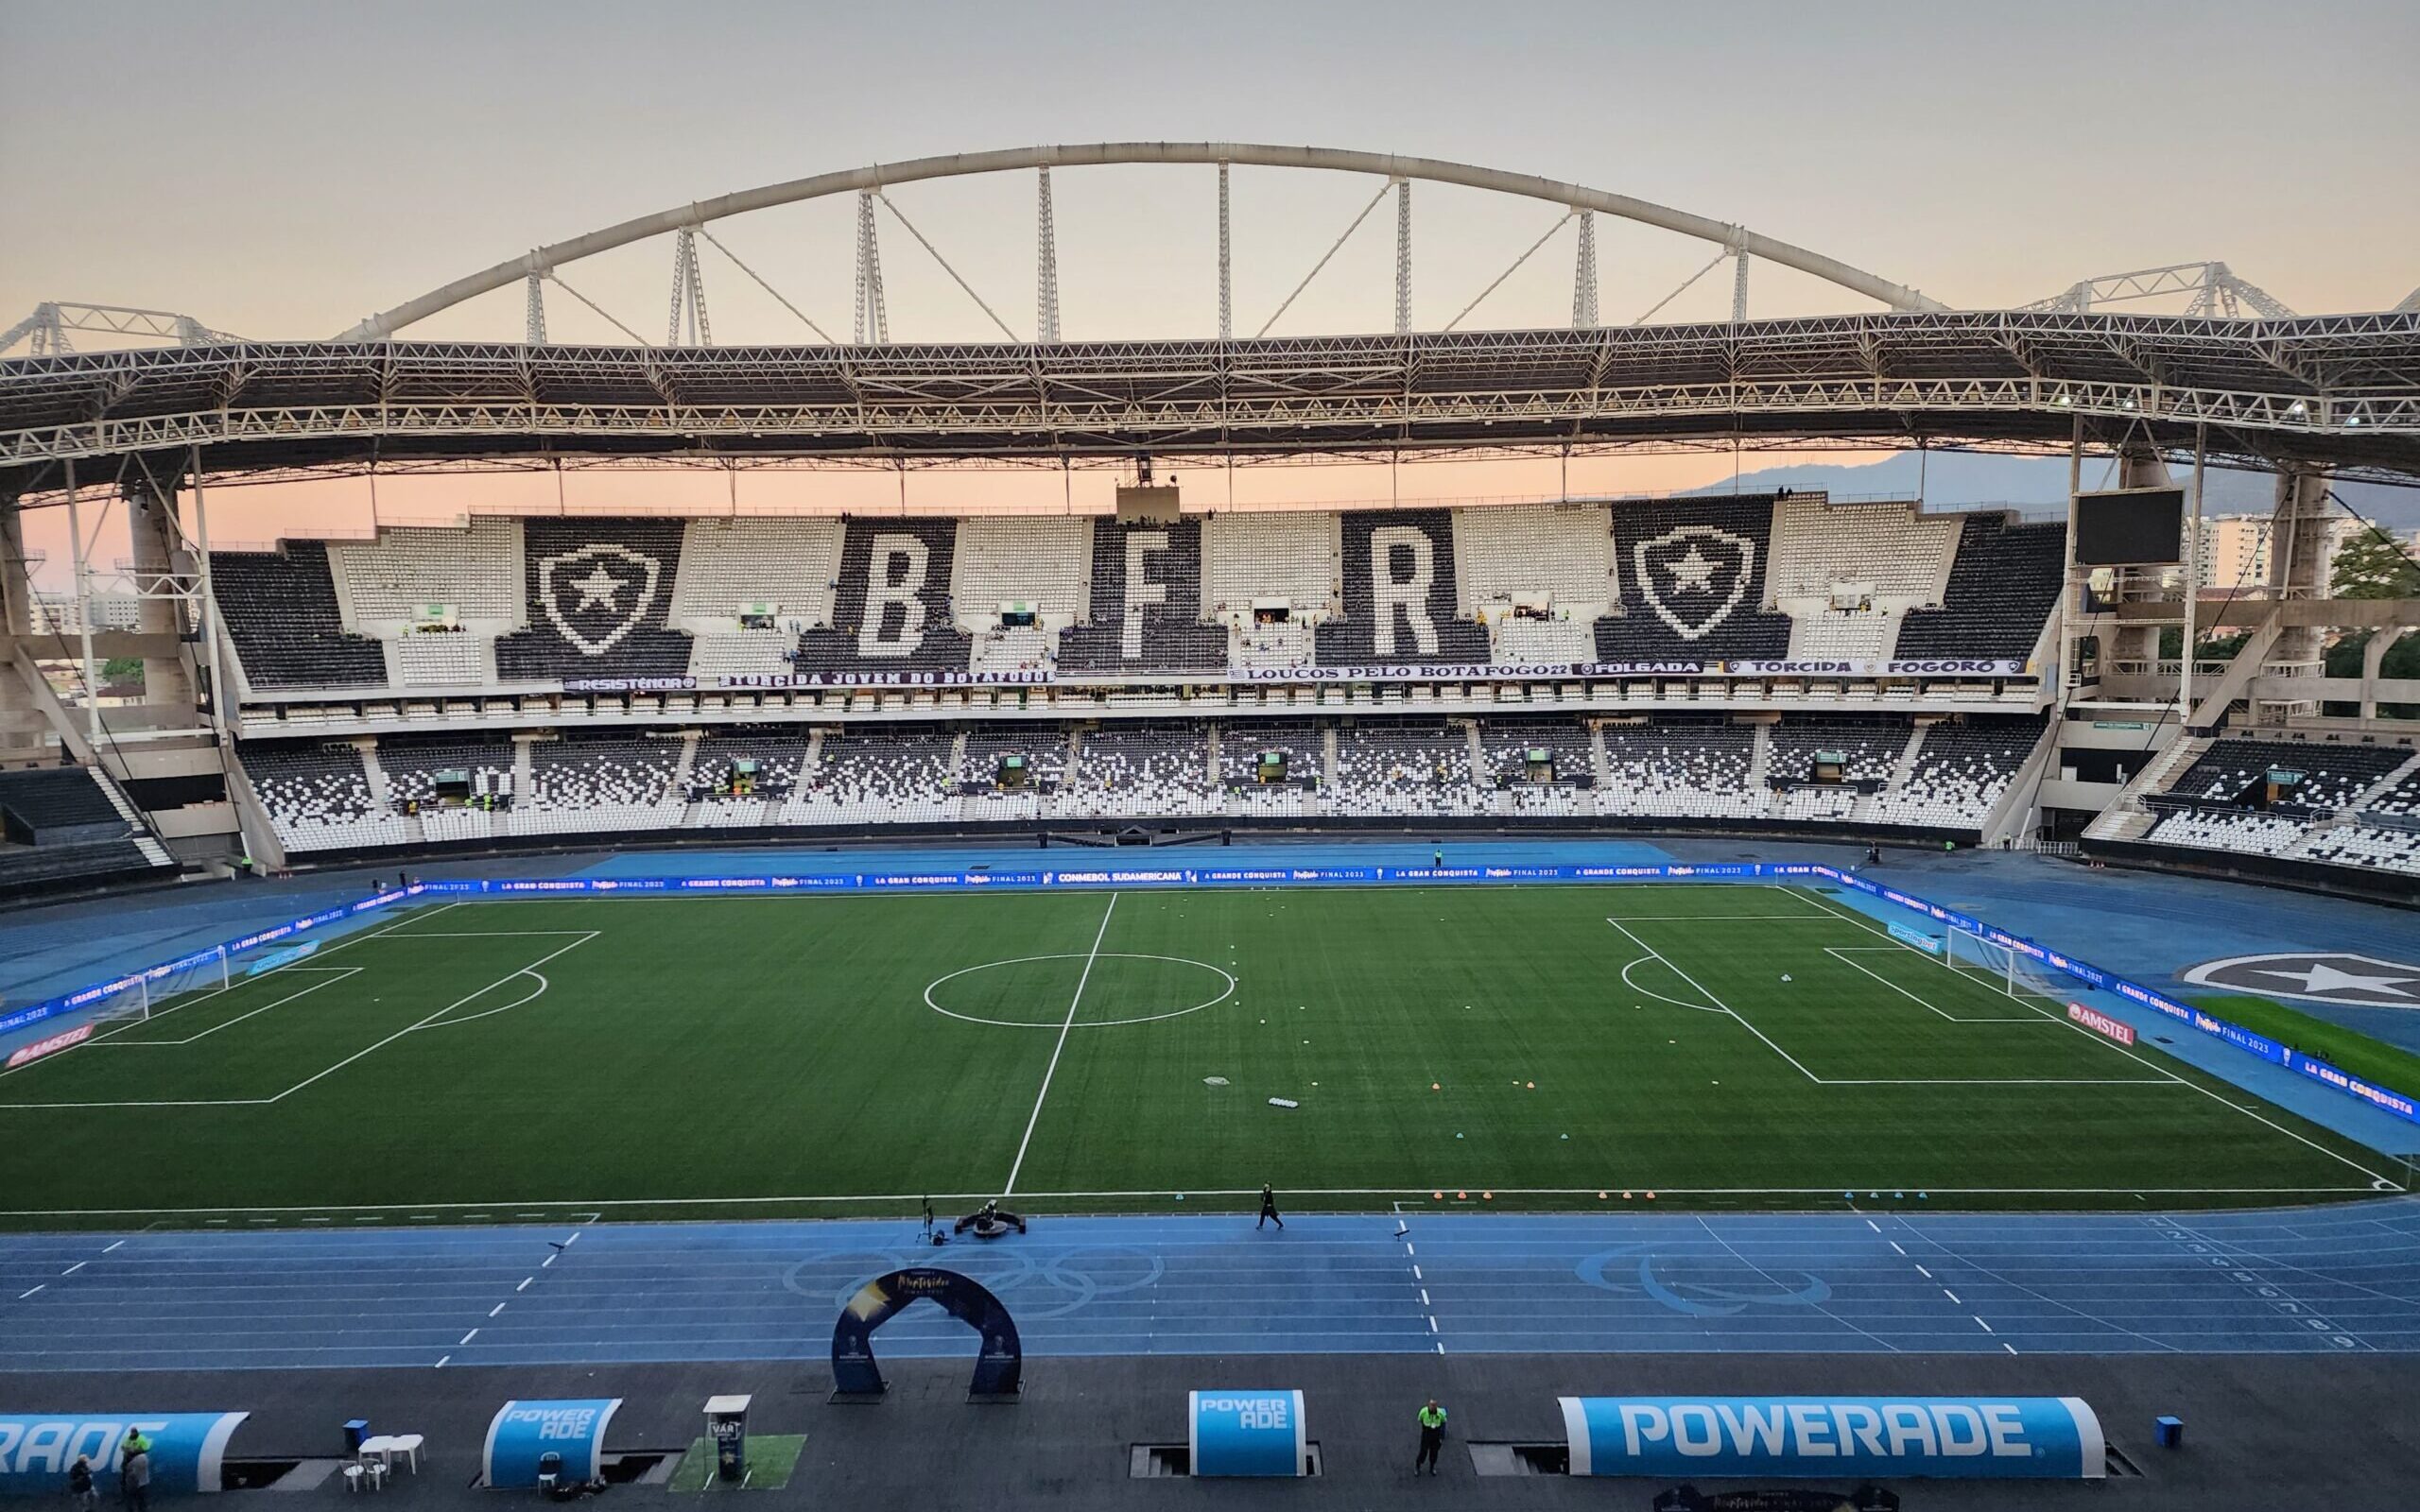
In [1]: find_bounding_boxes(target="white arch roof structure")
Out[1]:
[334,142,1946,341]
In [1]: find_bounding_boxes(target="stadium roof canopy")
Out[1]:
[4,310,2418,500]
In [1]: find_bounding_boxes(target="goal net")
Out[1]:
[1942,929,2067,1005]
[104,931,325,1027]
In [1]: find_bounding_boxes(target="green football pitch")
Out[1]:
[0,884,2401,1228]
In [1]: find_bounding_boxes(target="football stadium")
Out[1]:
[4,9,2420,1507]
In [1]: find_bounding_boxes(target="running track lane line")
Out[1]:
[1004,892,1119,1196]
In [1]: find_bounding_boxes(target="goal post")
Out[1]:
[1943,928,2018,997]
[1943,927,2071,1005]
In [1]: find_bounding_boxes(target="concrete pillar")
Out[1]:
[0,498,44,764]
[2266,464,2334,665]
[2361,626,2412,720]
[126,477,196,708]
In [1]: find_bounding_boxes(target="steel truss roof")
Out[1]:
[4,310,2418,498]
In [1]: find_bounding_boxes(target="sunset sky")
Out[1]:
[5,0,2416,581]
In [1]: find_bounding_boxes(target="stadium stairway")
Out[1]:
[2351,748,2420,812]
[2085,734,2213,842]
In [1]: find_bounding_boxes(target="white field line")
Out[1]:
[82,970,365,1047]
[1003,891,1119,1196]
[1602,917,1824,1083]
[0,929,596,1111]
[1617,954,1730,1016]
[1824,949,2045,1023]
[1612,915,2215,1089]
[0,1181,2386,1220]
[1784,885,2404,1189]
[2,902,461,1073]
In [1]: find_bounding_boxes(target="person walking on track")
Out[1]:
[1415,1399,1447,1475]
[1256,1183,1284,1230]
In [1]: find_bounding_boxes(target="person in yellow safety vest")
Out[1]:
[1414,1400,1446,1475]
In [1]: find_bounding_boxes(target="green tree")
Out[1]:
[2331,525,2420,600]
[100,656,143,683]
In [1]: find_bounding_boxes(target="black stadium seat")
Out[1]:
[1056,520,1227,675]
[1594,496,1791,662]
[1314,510,1491,667]
[793,519,977,678]
[494,519,696,680]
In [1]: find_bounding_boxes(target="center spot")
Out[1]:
[925,954,1236,1029]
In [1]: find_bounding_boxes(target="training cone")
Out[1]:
[1481,1191,1493,1201]
[1432,1191,1443,1201]
[1597,1191,1608,1200]
[1431,1082,1441,1091]
[1457,1190,1467,1200]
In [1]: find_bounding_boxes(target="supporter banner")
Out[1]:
[559,658,2031,693]
[482,1400,620,1489]
[1189,1391,1307,1478]
[1559,1396,2104,1480]
[720,670,1051,689]
[2066,1002,2136,1046]
[1725,659,2030,679]
[564,677,697,692]
[0,1413,249,1497]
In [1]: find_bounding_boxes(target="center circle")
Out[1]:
[924,954,1236,1029]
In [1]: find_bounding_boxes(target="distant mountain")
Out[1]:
[1681,452,2420,531]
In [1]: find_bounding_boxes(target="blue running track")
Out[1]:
[4,1203,2418,1372]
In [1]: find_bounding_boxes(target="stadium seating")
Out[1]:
[793,520,977,677]
[512,734,684,835]
[1598,721,1762,818]
[1056,520,1228,675]
[331,519,525,633]
[669,517,844,627]
[1330,720,1478,816]
[1892,514,2064,661]
[1765,497,1959,662]
[1595,496,1792,661]
[215,542,389,691]
[1624,724,1752,819]
[784,724,958,824]
[687,730,810,827]
[2296,820,2420,876]
[380,736,516,809]
[1478,717,1595,788]
[206,500,2070,694]
[387,629,488,687]
[1869,715,2044,828]
[1057,723,1217,818]
[1202,511,1340,621]
[2146,807,2311,857]
[1451,503,1615,666]
[494,520,695,680]
[244,741,406,851]
[1315,510,1492,666]
[950,518,1091,630]
[2172,738,2410,811]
